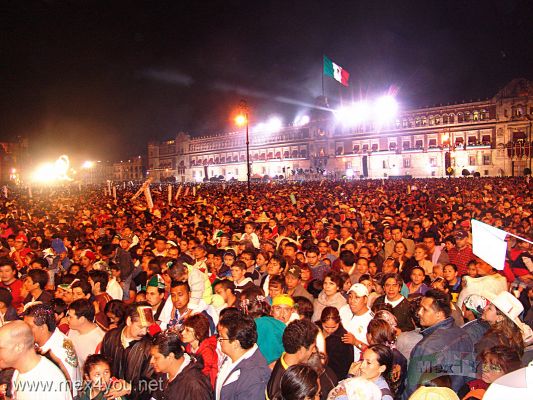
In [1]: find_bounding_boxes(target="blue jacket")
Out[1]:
[403,317,475,399]
[219,346,271,400]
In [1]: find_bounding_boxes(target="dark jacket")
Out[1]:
[403,317,475,399]
[100,327,156,400]
[323,325,354,381]
[373,295,416,332]
[219,346,271,400]
[154,356,213,400]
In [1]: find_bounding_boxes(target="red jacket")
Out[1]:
[186,335,218,388]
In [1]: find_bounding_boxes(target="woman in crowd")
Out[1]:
[366,318,407,397]
[319,306,354,381]
[407,266,429,299]
[392,242,409,279]
[409,244,434,279]
[443,263,462,301]
[312,272,347,322]
[180,313,218,388]
[476,291,525,358]
[346,344,394,400]
[274,364,320,400]
[460,345,521,400]
[256,251,271,279]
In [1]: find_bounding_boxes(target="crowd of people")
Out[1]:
[0,176,531,400]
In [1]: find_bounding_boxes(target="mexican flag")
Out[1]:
[323,55,349,86]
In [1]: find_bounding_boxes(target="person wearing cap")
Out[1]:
[100,302,158,399]
[447,229,474,276]
[339,283,374,359]
[475,290,532,358]
[284,264,314,303]
[404,289,475,398]
[145,274,167,323]
[460,294,490,345]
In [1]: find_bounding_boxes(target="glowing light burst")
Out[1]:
[32,155,73,183]
[294,115,310,127]
[253,116,283,134]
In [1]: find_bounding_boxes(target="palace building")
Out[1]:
[147,79,533,182]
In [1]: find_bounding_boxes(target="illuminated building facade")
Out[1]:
[147,79,533,182]
[0,137,29,184]
[113,157,145,182]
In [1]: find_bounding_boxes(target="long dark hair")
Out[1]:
[274,364,319,400]
[368,344,393,387]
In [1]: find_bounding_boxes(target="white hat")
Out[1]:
[491,291,523,326]
[348,283,369,297]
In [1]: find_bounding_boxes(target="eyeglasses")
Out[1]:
[215,333,231,342]
[481,364,503,373]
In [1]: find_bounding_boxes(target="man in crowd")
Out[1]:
[266,319,319,399]
[24,303,82,396]
[404,289,475,398]
[67,298,105,367]
[216,310,271,400]
[0,320,72,399]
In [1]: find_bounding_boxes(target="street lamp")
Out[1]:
[235,100,251,193]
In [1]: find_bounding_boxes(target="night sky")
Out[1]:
[2,0,532,164]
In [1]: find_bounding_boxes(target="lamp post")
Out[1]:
[235,100,251,193]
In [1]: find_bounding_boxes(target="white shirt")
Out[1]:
[215,344,259,400]
[40,329,82,396]
[12,356,72,400]
[67,326,105,367]
[385,296,404,308]
[339,305,374,359]
[106,277,123,300]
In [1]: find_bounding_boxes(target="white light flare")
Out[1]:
[373,95,398,124]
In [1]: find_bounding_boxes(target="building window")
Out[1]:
[415,139,423,149]
[483,154,491,165]
[481,135,491,145]
[428,138,437,148]
[484,170,489,176]
[371,143,378,151]
[430,158,437,167]
[469,155,476,166]
[403,158,411,168]
[383,160,387,169]
[403,141,410,150]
